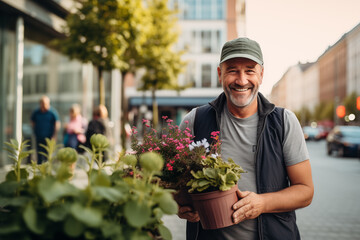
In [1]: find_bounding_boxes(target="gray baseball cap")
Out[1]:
[220,37,263,66]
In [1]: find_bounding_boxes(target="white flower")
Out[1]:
[189,138,210,152]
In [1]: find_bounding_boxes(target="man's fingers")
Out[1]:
[178,206,193,214]
[178,206,200,222]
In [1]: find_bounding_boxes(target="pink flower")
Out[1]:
[166,163,173,171]
[162,116,168,119]
[142,119,149,123]
[184,120,189,124]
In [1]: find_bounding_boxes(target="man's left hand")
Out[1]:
[232,190,264,224]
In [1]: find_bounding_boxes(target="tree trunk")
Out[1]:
[98,67,105,105]
[151,88,158,128]
[120,71,128,150]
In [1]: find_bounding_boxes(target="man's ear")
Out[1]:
[259,66,264,85]
[217,66,222,85]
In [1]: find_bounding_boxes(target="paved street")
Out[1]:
[163,140,360,240]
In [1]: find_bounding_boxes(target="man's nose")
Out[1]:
[234,72,248,85]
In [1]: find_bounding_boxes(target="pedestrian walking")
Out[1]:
[31,95,60,164]
[178,37,314,240]
[63,104,87,152]
[85,105,113,159]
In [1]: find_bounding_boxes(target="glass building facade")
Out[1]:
[0,1,112,166]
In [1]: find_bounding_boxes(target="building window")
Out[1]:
[201,31,212,53]
[35,73,47,93]
[171,0,225,20]
[185,62,196,87]
[201,64,211,87]
[23,75,33,95]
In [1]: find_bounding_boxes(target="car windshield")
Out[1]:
[341,128,360,138]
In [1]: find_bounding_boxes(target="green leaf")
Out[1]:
[90,170,111,187]
[124,201,151,228]
[70,203,102,227]
[158,224,172,240]
[198,179,211,187]
[64,216,85,238]
[225,172,237,183]
[19,168,29,180]
[23,202,45,234]
[101,220,122,238]
[5,170,17,181]
[0,181,21,196]
[203,168,217,179]
[38,177,78,203]
[0,222,22,234]
[47,204,69,221]
[154,192,178,215]
[125,229,152,240]
[91,186,124,202]
[0,196,31,207]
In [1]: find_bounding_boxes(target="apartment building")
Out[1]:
[270,62,317,112]
[270,22,360,123]
[127,0,246,125]
[347,23,360,96]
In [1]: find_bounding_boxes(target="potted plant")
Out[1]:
[130,118,246,230]
[130,117,207,206]
[0,134,178,240]
[187,154,245,230]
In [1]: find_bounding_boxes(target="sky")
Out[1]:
[245,0,360,95]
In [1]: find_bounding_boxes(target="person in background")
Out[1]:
[178,37,314,240]
[63,104,87,152]
[31,95,60,164]
[85,104,114,157]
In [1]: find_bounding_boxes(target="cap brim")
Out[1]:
[220,53,263,66]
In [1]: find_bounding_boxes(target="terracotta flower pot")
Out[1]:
[173,188,193,207]
[190,185,239,230]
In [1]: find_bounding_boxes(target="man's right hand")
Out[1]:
[178,206,200,222]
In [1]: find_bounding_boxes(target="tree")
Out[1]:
[56,0,132,105]
[56,0,151,149]
[344,91,358,115]
[138,0,186,128]
[295,106,312,126]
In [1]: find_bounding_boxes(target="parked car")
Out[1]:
[326,126,360,157]
[303,126,322,141]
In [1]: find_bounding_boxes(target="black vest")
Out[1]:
[187,92,300,240]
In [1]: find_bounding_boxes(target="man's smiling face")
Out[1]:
[218,57,263,115]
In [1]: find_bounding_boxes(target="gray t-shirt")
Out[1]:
[180,105,309,240]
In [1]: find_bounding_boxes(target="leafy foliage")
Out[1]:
[187,156,245,193]
[54,0,151,104]
[131,117,204,191]
[0,135,177,240]
[138,0,186,127]
[130,118,245,194]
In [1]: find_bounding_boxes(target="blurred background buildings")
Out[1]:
[0,0,359,166]
[269,23,360,126]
